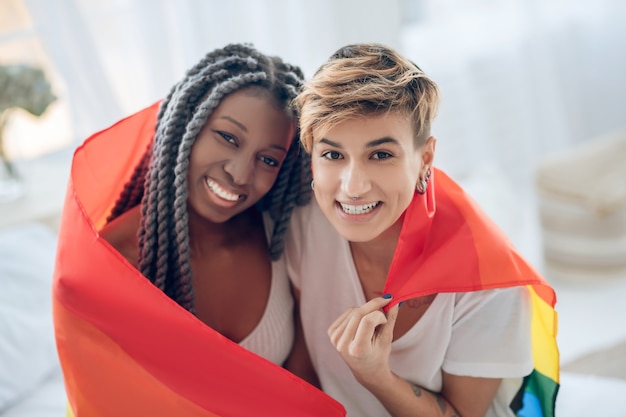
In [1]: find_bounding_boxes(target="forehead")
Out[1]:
[213,87,277,112]
[209,87,293,129]
[204,87,295,146]
[317,112,414,146]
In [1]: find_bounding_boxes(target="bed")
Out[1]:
[0,222,66,417]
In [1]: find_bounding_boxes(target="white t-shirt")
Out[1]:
[238,212,294,365]
[285,200,533,417]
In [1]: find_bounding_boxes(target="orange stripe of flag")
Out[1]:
[54,300,221,417]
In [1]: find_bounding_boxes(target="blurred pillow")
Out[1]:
[0,222,59,411]
[535,130,626,281]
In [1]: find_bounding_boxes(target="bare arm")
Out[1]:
[283,287,321,388]
[361,368,501,417]
[328,296,501,417]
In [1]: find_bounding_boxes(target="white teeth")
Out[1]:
[340,201,380,215]
[206,179,240,201]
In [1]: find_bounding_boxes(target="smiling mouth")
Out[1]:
[206,179,241,202]
[339,201,381,215]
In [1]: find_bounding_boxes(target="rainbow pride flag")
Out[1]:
[53,101,558,416]
[52,103,346,417]
[382,168,560,417]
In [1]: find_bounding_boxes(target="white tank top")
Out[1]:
[238,212,294,366]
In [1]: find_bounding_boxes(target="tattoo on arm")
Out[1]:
[409,382,450,415]
[411,383,422,397]
[435,395,447,414]
[405,294,436,309]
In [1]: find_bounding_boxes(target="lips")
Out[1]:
[206,178,242,201]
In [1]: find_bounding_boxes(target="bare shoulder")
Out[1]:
[98,205,141,268]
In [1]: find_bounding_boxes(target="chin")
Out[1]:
[332,223,377,243]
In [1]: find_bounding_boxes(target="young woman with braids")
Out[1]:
[98,43,313,369]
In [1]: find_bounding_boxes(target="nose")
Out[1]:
[341,161,371,198]
[224,155,255,186]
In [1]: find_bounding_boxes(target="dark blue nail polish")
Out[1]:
[382,293,392,299]
[399,301,404,307]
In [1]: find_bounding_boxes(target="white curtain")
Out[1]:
[400,0,626,187]
[16,0,626,252]
[397,0,626,258]
[22,0,626,174]
[22,0,402,142]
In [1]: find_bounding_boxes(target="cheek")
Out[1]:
[188,140,215,173]
[404,157,422,185]
[255,170,280,195]
[387,165,419,200]
[311,163,337,193]
[186,154,202,182]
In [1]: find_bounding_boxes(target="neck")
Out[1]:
[187,207,259,255]
[349,214,404,284]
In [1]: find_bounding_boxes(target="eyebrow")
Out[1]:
[220,115,287,153]
[220,115,247,133]
[270,144,288,153]
[318,137,399,148]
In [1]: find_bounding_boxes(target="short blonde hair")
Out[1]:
[294,43,440,152]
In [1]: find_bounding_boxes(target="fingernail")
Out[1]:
[399,301,404,307]
[382,293,392,299]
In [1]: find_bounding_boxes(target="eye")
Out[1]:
[218,131,237,146]
[260,156,280,167]
[371,151,392,160]
[321,150,343,160]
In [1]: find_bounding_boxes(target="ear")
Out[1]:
[420,136,436,171]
